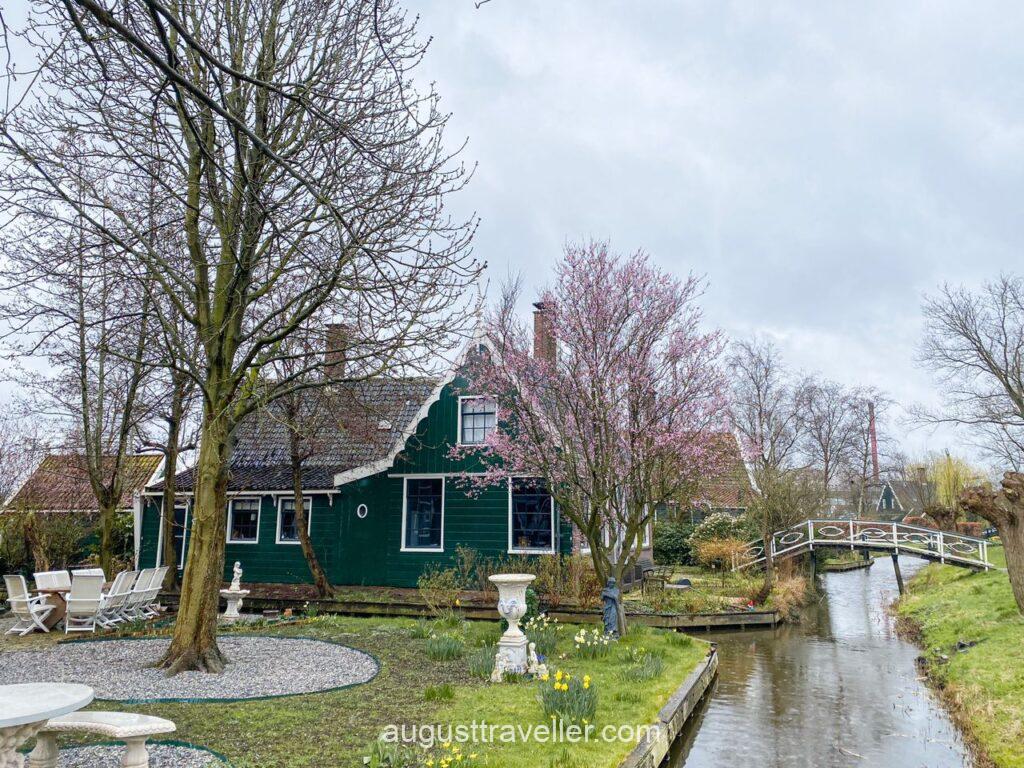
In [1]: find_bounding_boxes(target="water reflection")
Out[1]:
[668,557,972,768]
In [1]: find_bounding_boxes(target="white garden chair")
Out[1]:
[122,567,156,620]
[4,574,55,636]
[64,573,104,634]
[141,566,169,617]
[71,567,106,580]
[33,570,71,592]
[97,570,135,628]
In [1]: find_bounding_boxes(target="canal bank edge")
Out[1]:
[619,647,719,768]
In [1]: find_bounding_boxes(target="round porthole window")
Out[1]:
[356,503,369,519]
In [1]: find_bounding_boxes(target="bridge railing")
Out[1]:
[736,519,991,571]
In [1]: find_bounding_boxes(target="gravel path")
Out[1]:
[0,636,377,701]
[49,744,225,767]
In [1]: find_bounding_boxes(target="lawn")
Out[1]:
[1,614,708,768]
[898,546,1023,768]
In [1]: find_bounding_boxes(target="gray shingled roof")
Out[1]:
[159,378,438,492]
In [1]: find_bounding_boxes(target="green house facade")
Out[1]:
[138,372,572,588]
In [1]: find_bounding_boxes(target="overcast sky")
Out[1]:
[409,0,1024,460]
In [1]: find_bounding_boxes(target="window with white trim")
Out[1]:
[510,478,555,553]
[277,497,312,544]
[459,396,496,445]
[227,498,260,543]
[172,503,189,568]
[403,478,444,551]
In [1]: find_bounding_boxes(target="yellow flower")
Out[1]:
[455,599,461,606]
[443,742,451,749]
[555,671,563,681]
[540,673,549,682]
[582,719,589,725]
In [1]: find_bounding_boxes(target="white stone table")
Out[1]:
[0,683,94,768]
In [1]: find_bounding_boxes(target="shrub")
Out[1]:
[364,739,421,768]
[466,644,496,679]
[768,575,808,620]
[653,520,696,566]
[408,618,432,639]
[613,689,644,703]
[688,512,754,546]
[666,631,694,648]
[417,564,461,614]
[524,613,561,656]
[537,669,597,726]
[424,683,455,701]
[572,627,615,658]
[565,555,602,608]
[547,748,589,768]
[957,521,986,537]
[426,633,465,661]
[433,609,465,631]
[694,537,749,585]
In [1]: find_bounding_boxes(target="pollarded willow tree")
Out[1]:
[0,0,481,673]
[456,242,729,634]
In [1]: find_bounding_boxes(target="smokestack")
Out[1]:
[533,301,556,365]
[869,401,880,481]
[324,323,349,381]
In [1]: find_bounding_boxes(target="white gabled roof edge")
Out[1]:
[332,326,490,488]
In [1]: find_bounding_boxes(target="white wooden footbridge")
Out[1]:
[736,519,994,572]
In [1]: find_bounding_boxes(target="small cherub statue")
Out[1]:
[527,641,547,679]
[230,561,243,592]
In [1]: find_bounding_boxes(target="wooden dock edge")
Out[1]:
[619,648,719,768]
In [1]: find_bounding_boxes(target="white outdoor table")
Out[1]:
[0,683,94,768]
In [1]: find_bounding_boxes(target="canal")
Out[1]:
[669,556,973,768]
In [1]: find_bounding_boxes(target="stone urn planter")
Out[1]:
[488,573,535,682]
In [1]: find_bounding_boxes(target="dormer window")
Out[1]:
[458,396,496,445]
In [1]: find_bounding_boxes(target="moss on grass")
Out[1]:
[898,550,1024,768]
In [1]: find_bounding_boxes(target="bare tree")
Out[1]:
[0,189,155,576]
[919,276,1024,470]
[798,378,857,513]
[1,0,481,673]
[727,337,806,585]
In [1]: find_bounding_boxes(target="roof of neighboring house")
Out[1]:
[697,434,756,509]
[5,453,163,512]
[159,377,439,493]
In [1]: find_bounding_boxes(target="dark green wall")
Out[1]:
[138,382,571,588]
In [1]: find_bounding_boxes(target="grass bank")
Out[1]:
[897,546,1023,768]
[2,614,708,768]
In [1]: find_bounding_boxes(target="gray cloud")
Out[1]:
[412,0,1024,460]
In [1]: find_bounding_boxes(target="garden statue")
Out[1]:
[230,561,243,591]
[527,641,548,679]
[601,577,621,637]
[488,573,536,682]
[220,561,250,622]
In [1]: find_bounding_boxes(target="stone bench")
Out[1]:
[28,711,176,768]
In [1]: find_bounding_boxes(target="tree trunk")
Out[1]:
[160,404,184,592]
[156,410,231,675]
[291,464,332,598]
[961,472,1024,615]
[98,501,116,576]
[24,515,48,572]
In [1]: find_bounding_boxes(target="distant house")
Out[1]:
[860,477,933,522]
[4,453,164,562]
[653,434,755,525]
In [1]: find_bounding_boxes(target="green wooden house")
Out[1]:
[137,370,573,588]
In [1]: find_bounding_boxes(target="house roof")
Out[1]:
[6,453,162,512]
[159,377,439,493]
[696,434,755,509]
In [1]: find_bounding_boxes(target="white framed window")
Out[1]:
[173,503,189,568]
[401,477,444,552]
[509,477,556,554]
[227,497,261,544]
[356,503,369,519]
[276,496,312,545]
[457,396,497,445]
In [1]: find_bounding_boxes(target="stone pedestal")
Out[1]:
[488,573,535,682]
[219,588,250,622]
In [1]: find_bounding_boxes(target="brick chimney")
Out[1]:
[324,323,349,381]
[532,302,556,365]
